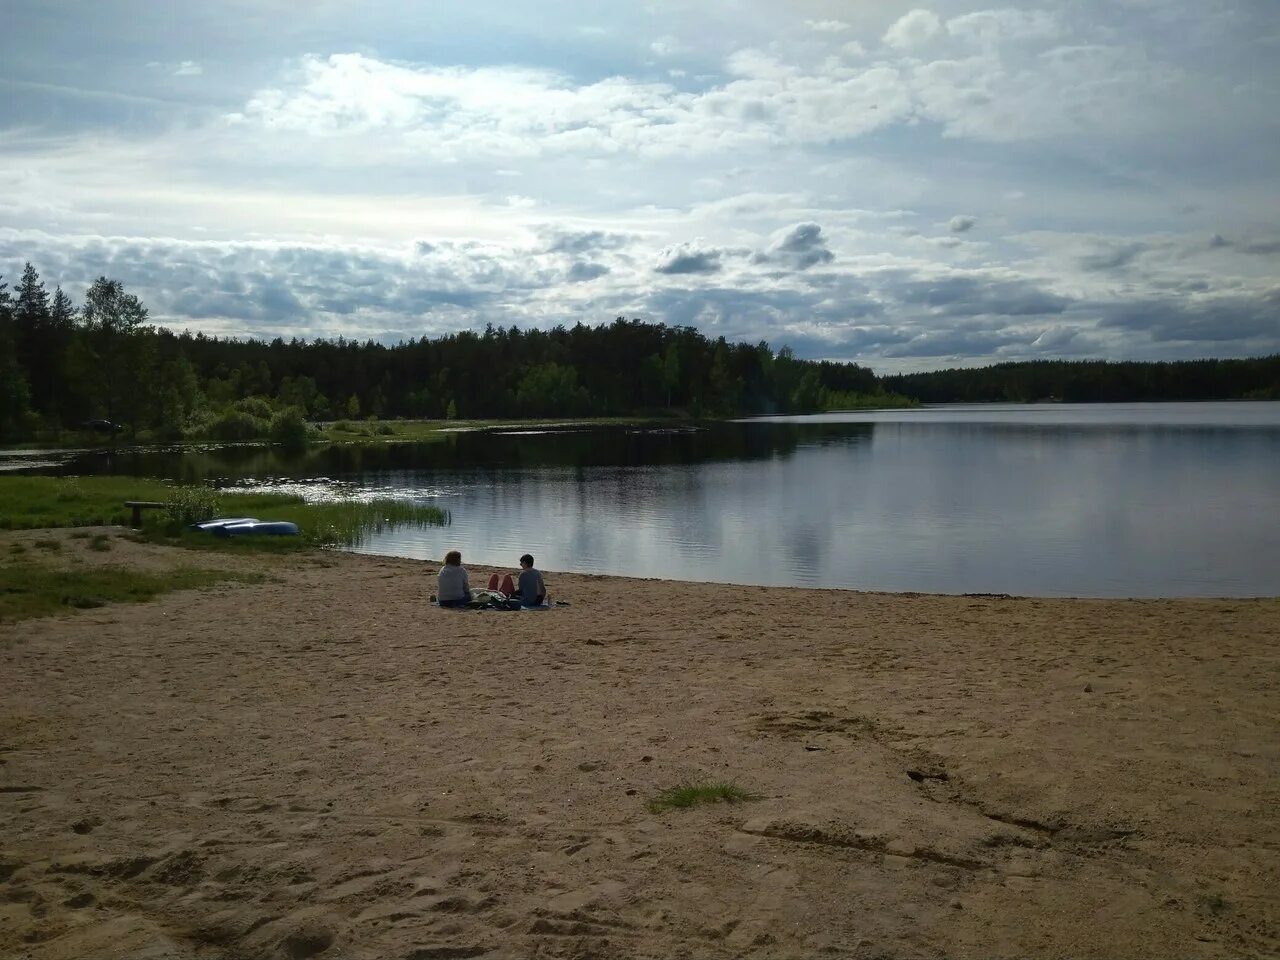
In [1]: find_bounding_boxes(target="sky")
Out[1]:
[1,0,1278,372]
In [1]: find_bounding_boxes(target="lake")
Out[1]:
[12,402,1280,597]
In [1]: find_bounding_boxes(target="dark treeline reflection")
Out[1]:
[56,422,876,483]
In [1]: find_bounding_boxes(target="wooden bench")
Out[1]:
[124,500,165,527]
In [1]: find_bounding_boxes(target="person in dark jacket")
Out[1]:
[516,553,546,607]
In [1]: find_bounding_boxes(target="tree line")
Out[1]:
[2,262,1276,443]
[883,357,1280,403]
[0,264,899,442]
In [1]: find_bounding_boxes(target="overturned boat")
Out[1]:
[191,517,300,537]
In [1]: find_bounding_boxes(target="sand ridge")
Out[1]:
[1,533,1277,958]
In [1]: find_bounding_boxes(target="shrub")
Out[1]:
[269,407,310,447]
[206,409,269,441]
[163,485,222,528]
[235,396,275,420]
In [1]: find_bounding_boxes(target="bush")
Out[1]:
[206,409,269,441]
[235,396,275,420]
[269,407,310,447]
[163,485,222,528]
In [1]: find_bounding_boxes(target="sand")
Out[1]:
[1,528,1277,959]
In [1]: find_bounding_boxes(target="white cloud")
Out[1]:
[805,19,850,34]
[759,222,835,269]
[883,9,943,50]
[173,61,203,77]
[649,37,681,58]
[946,9,1060,46]
[949,215,977,233]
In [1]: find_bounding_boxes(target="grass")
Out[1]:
[647,781,758,813]
[314,416,655,445]
[0,476,449,551]
[88,533,112,552]
[0,556,265,624]
[0,476,173,529]
[141,495,450,551]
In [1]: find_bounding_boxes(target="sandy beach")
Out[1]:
[2,529,1277,959]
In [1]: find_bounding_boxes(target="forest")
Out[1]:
[1,262,1276,443]
[0,263,894,442]
[884,356,1280,403]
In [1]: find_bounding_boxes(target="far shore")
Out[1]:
[2,530,1277,959]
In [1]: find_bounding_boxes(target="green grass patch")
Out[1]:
[0,558,265,624]
[314,416,659,445]
[0,476,173,529]
[33,538,61,552]
[0,477,449,551]
[88,533,112,552]
[647,781,758,813]
[142,493,449,551]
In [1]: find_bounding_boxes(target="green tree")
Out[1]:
[790,370,823,412]
[0,274,33,440]
[12,263,53,422]
[277,375,320,416]
[80,277,152,433]
[515,362,591,416]
[662,341,682,408]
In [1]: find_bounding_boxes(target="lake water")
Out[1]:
[14,402,1280,597]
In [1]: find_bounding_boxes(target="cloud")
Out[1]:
[945,9,1060,47]
[541,229,634,255]
[173,61,203,77]
[654,241,723,275]
[883,328,1025,358]
[5,221,1279,370]
[1097,291,1280,343]
[649,37,680,58]
[883,10,943,50]
[1078,240,1147,271]
[2,0,1278,374]
[759,222,834,269]
[566,261,609,282]
[1208,231,1280,256]
[892,273,1072,317]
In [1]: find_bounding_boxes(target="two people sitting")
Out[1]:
[436,550,547,609]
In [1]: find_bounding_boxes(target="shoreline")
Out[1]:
[3,538,1278,958]
[365,547,1280,602]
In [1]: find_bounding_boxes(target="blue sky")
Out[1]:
[1,0,1277,371]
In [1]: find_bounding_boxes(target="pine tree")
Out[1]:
[12,263,54,418]
[0,274,33,439]
[80,277,151,433]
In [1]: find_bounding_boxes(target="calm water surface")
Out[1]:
[20,402,1280,597]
